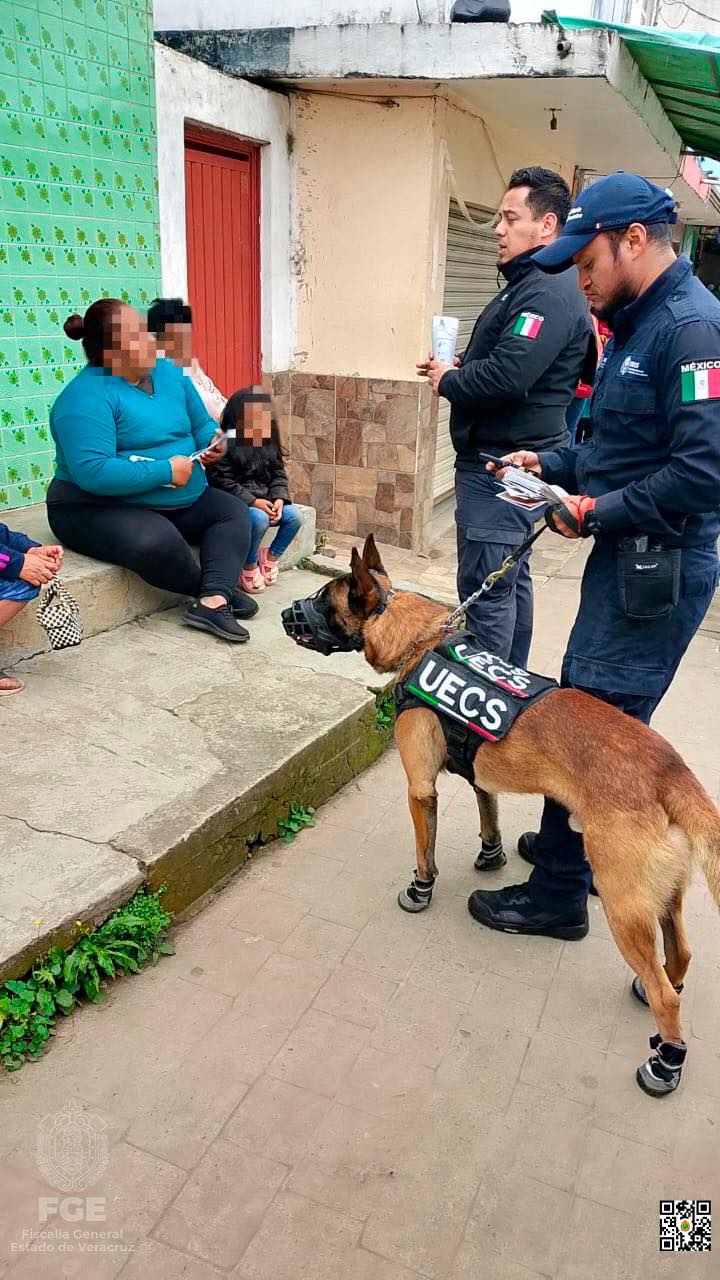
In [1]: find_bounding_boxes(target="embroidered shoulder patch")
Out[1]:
[513,312,544,340]
[681,360,720,403]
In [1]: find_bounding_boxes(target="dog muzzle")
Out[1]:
[281,593,364,657]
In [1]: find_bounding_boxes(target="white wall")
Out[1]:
[154,1,450,28]
[153,0,597,28]
[154,42,293,372]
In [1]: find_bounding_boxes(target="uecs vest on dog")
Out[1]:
[395,632,557,781]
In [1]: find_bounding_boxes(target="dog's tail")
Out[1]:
[662,764,720,909]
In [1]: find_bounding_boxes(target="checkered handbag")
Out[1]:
[36,576,83,651]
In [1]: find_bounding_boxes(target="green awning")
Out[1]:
[542,12,720,162]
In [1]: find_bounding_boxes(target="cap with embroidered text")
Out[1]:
[533,173,677,273]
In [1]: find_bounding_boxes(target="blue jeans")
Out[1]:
[247,503,303,565]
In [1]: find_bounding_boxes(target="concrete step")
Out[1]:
[1,501,316,665]
[0,565,387,983]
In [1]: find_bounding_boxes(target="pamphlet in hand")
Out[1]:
[495,465,568,512]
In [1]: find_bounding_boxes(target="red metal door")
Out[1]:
[184,127,261,395]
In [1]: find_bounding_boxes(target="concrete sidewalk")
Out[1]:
[0,565,387,981]
[0,566,718,1278]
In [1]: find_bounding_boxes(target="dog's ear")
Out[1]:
[349,546,379,617]
[362,533,386,577]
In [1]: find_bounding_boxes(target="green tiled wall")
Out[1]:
[0,0,160,511]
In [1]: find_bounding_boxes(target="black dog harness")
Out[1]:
[395,632,558,782]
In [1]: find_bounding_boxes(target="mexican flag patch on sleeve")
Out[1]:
[681,361,720,402]
[513,312,544,339]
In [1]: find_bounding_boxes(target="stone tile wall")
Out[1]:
[271,372,437,552]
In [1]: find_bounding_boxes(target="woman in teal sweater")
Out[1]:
[47,300,255,643]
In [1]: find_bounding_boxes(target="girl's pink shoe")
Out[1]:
[239,565,265,593]
[259,547,279,585]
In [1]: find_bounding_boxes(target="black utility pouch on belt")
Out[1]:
[617,536,681,619]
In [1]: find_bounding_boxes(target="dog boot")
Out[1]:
[631,975,684,1007]
[636,1034,687,1097]
[474,838,507,871]
[398,873,435,913]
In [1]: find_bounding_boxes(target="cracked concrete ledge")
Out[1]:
[0,566,388,983]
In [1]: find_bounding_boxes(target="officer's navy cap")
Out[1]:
[533,172,678,273]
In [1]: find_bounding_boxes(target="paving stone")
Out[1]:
[461,971,548,1035]
[120,1238,226,1279]
[154,1140,286,1269]
[369,982,465,1067]
[449,1243,546,1280]
[520,1029,607,1108]
[169,928,277,997]
[575,1128,673,1218]
[124,1036,251,1169]
[234,952,332,1024]
[343,920,428,984]
[224,888,310,943]
[280,914,358,967]
[312,965,398,1029]
[88,1141,187,1245]
[222,1077,332,1166]
[267,1009,370,1097]
[556,1197,643,1280]
[436,1024,529,1117]
[493,1082,594,1192]
[336,1046,435,1118]
[120,975,231,1047]
[309,871,393,932]
[461,1173,573,1275]
[235,1192,362,1280]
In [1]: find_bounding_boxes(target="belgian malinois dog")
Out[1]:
[283,534,720,1095]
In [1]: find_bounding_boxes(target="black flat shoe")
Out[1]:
[230,591,259,620]
[182,602,250,643]
[467,882,589,941]
[518,831,599,897]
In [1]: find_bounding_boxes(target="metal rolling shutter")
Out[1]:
[433,200,500,501]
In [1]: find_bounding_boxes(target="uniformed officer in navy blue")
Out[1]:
[468,172,720,942]
[420,168,594,667]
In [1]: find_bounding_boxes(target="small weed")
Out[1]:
[375,691,396,731]
[277,803,316,843]
[295,556,310,570]
[315,531,329,553]
[0,889,173,1073]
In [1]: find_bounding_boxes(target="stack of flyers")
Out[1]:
[495,466,568,512]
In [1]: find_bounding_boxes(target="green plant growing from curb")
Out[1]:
[375,690,395,731]
[0,889,173,1073]
[277,803,316,843]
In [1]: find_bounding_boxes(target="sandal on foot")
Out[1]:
[0,670,25,695]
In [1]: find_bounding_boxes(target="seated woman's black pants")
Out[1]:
[47,480,251,602]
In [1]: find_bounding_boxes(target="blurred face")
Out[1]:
[158,322,193,366]
[574,231,638,323]
[242,393,272,446]
[495,185,558,266]
[106,305,156,382]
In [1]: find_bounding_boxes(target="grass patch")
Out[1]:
[0,889,173,1072]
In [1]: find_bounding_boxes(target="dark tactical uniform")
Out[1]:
[530,255,720,913]
[438,248,594,668]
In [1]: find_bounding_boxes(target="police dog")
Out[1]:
[283,534,720,1096]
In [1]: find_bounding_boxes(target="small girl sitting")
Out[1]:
[210,386,303,593]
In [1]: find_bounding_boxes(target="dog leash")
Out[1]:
[441,521,549,633]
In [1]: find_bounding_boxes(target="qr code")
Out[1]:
[660,1201,711,1251]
